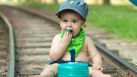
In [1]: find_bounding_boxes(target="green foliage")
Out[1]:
[23,0,40,3]
[87,5,137,41]
[21,0,59,10]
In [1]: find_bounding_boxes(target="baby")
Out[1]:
[40,0,111,77]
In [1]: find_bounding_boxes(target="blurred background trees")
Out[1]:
[0,0,132,5]
[103,0,110,5]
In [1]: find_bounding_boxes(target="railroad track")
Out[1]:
[0,13,9,77]
[0,5,59,77]
[0,5,136,77]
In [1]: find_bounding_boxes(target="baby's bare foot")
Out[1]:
[103,74,111,77]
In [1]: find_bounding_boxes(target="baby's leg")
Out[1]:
[40,64,58,77]
[89,67,111,77]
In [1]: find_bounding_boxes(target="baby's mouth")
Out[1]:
[66,27,73,33]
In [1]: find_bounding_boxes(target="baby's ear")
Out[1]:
[82,20,85,25]
[58,18,62,23]
[81,20,86,28]
[58,18,61,21]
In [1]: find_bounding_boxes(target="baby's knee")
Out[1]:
[105,74,111,77]
[89,68,110,77]
[40,64,58,77]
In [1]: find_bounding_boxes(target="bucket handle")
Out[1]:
[70,48,75,62]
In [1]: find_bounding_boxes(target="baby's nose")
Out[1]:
[67,22,72,27]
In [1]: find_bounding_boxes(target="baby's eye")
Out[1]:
[63,19,68,22]
[72,20,77,23]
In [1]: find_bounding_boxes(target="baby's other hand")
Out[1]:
[92,63,103,71]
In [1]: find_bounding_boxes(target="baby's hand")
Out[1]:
[62,29,72,46]
[92,63,103,70]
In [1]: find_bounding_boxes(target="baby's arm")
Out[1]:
[49,34,67,61]
[86,36,102,70]
[50,32,72,61]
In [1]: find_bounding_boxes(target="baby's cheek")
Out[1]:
[60,25,65,30]
[61,24,66,28]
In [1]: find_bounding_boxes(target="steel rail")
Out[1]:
[92,37,137,75]
[0,13,15,77]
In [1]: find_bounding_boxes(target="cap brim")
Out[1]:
[56,8,84,19]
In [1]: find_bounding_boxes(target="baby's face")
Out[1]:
[59,10,85,36]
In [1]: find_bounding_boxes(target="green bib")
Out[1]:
[60,28,85,57]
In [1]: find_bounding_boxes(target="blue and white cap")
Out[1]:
[56,0,88,20]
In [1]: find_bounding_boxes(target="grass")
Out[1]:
[21,1,59,10]
[88,5,137,41]
[20,2,137,41]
